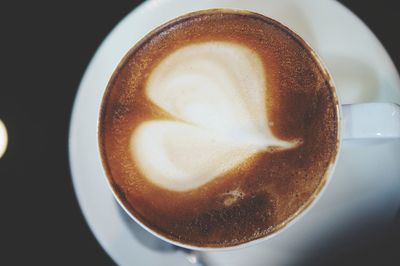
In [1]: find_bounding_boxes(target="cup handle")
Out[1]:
[342,103,400,140]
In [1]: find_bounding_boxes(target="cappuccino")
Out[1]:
[99,10,339,247]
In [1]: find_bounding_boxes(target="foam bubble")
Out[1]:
[131,42,298,191]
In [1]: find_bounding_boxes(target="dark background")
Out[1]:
[0,1,398,265]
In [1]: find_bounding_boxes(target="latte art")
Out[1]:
[132,42,298,191]
[99,10,339,248]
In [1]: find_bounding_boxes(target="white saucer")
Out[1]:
[69,0,400,265]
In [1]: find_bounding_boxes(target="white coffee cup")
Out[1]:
[103,9,400,252]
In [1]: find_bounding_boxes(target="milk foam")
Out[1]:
[131,42,298,191]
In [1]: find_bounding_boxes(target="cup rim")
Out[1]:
[98,8,342,251]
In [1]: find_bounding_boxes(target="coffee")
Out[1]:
[99,9,339,247]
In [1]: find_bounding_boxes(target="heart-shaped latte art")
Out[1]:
[131,42,298,191]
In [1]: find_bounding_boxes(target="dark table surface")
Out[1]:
[1,1,399,265]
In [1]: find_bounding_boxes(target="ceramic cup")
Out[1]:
[101,9,400,251]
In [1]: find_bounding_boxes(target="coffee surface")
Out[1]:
[99,10,339,247]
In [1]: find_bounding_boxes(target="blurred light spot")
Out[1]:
[0,119,8,158]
